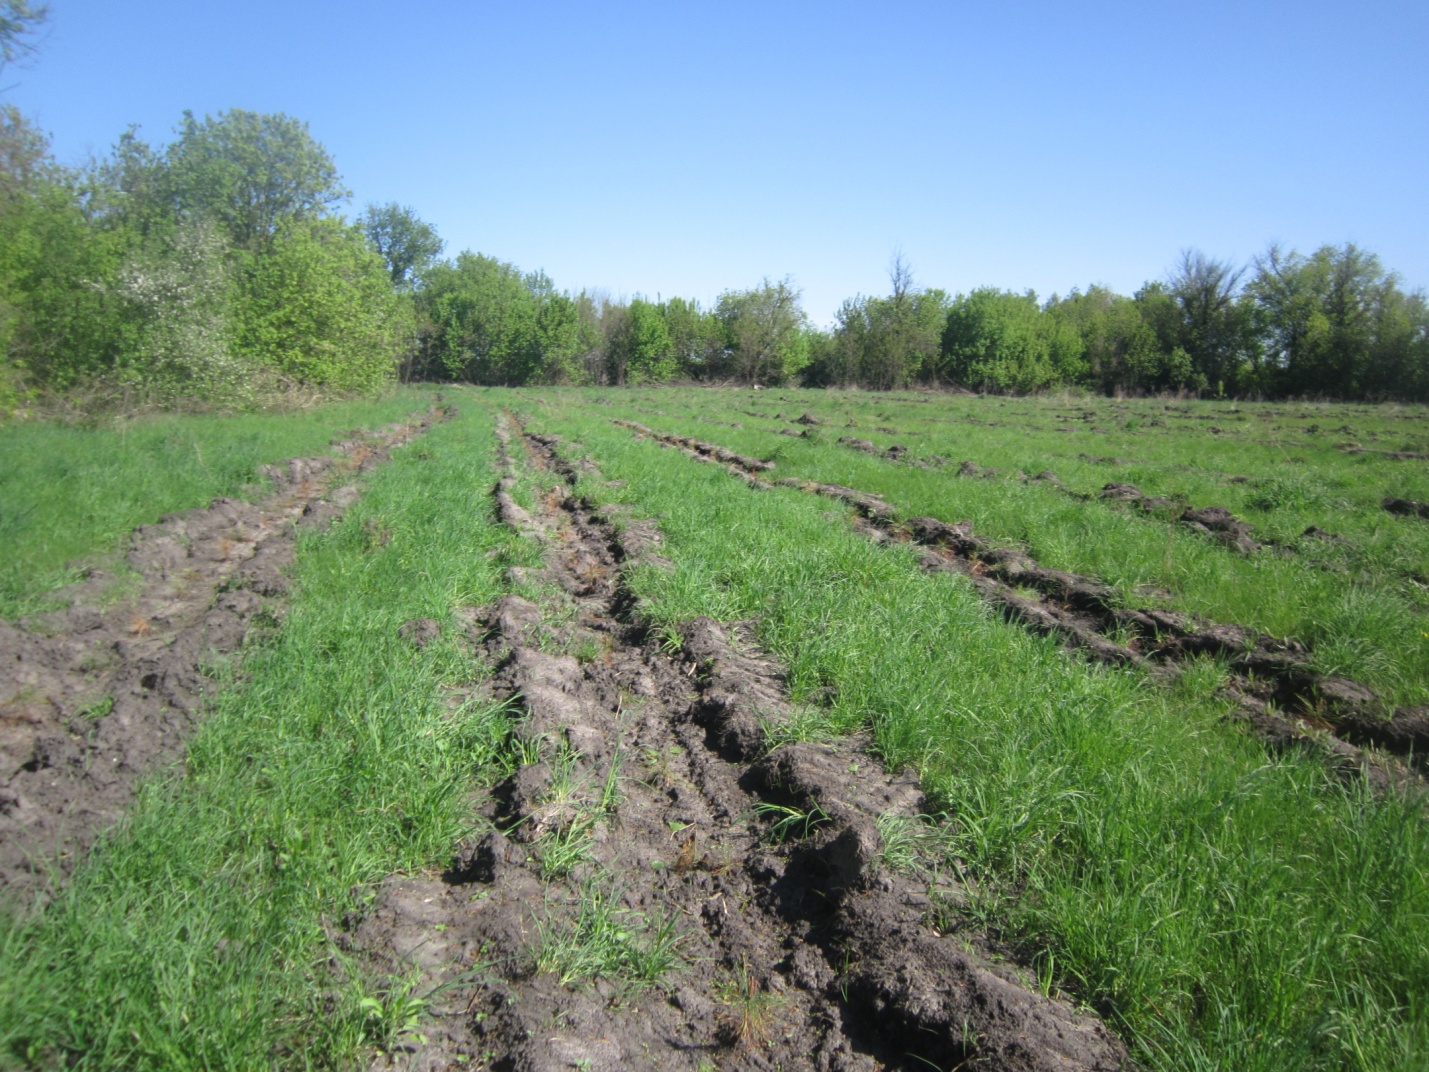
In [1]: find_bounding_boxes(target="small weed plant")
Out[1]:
[535,878,683,989]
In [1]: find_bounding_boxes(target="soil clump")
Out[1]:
[1384,497,1429,520]
[0,409,446,904]
[835,435,940,468]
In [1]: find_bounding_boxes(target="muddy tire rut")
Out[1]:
[356,416,1127,1072]
[613,420,1429,792]
[0,409,446,905]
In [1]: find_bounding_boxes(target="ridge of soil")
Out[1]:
[1346,448,1429,461]
[614,420,1428,790]
[0,408,447,905]
[354,416,1128,1072]
[834,434,1268,555]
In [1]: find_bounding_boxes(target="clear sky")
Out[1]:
[8,0,1427,323]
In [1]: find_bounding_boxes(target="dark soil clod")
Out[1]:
[1384,497,1429,520]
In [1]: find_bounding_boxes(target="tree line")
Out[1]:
[1,0,1423,410]
[806,248,1429,400]
[0,102,415,412]
[405,245,1429,402]
[4,95,1424,408]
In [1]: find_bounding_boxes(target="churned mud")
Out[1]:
[355,416,1127,1072]
[615,421,1428,790]
[0,410,445,904]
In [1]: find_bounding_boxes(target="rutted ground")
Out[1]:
[355,415,1126,1072]
[838,433,1270,557]
[614,420,1429,789]
[0,409,446,903]
[636,400,1278,557]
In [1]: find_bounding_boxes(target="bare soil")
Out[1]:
[0,411,445,905]
[354,417,1127,1072]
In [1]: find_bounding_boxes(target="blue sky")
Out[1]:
[8,1,1427,323]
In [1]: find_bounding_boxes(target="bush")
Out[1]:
[236,218,413,393]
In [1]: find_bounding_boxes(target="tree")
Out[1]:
[606,298,677,384]
[1246,242,1421,399]
[941,289,1084,393]
[359,202,443,288]
[1046,285,1190,393]
[235,217,411,391]
[0,150,130,393]
[108,219,247,403]
[1167,249,1257,395]
[659,296,723,378]
[0,1,47,79]
[161,110,349,250]
[415,252,587,385]
[715,277,808,384]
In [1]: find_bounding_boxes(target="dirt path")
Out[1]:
[355,415,1127,1072]
[614,420,1429,791]
[0,409,446,905]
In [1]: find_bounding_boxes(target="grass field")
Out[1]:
[596,388,1429,704]
[509,388,1429,1070]
[2,387,1427,1071]
[1,397,534,1067]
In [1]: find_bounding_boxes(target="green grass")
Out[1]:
[535,877,683,989]
[0,389,440,619]
[4,384,1426,1070]
[516,391,1429,1072]
[581,387,1429,705]
[0,392,530,1069]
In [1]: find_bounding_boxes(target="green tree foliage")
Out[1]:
[0,105,51,406]
[606,298,677,385]
[359,202,444,289]
[1046,285,1198,393]
[0,141,128,392]
[0,101,416,409]
[416,253,590,385]
[1248,243,1429,400]
[815,259,951,388]
[941,289,1085,393]
[1165,249,1259,396]
[108,219,248,402]
[0,0,47,74]
[660,296,723,378]
[236,218,412,393]
[159,110,350,251]
[714,277,809,384]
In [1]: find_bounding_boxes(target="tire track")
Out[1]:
[356,413,1128,1072]
[0,407,450,905]
[613,419,1428,790]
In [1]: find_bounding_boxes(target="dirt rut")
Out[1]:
[614,420,1428,790]
[0,409,446,904]
[356,417,1127,1072]
[836,435,1268,554]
